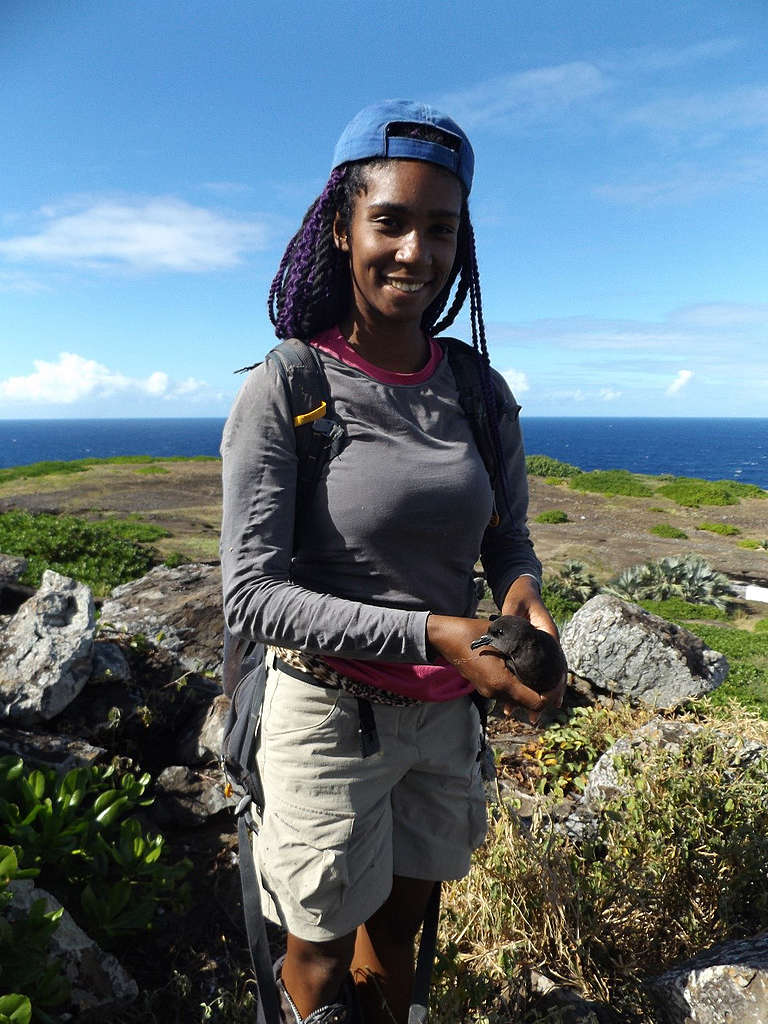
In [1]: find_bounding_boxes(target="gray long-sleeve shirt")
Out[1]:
[220,342,541,665]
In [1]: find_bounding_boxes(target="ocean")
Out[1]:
[0,417,767,489]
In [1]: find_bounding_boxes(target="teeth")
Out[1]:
[387,279,426,292]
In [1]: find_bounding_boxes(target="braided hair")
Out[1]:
[265,128,514,517]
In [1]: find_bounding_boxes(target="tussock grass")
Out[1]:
[696,521,741,536]
[657,477,766,507]
[649,523,687,539]
[526,455,582,478]
[535,510,569,524]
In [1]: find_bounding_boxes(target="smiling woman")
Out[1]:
[220,100,564,1024]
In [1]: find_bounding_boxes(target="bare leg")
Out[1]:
[281,930,356,1020]
[351,876,436,1024]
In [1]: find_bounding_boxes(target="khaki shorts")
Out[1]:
[253,653,488,942]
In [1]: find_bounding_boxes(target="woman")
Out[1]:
[221,100,565,1024]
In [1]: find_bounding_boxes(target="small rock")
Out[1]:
[0,570,95,723]
[176,693,230,764]
[152,764,235,826]
[0,726,106,771]
[0,553,27,585]
[89,640,132,684]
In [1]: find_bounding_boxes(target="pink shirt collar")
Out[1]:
[311,326,442,384]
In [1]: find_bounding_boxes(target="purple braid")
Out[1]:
[269,167,347,338]
[467,224,515,519]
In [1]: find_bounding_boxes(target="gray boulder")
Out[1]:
[8,880,138,1015]
[648,930,768,1023]
[100,563,223,677]
[0,570,95,723]
[89,639,132,684]
[561,594,728,708]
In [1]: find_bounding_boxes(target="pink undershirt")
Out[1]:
[311,326,473,703]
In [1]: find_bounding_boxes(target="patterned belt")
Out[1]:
[269,646,418,707]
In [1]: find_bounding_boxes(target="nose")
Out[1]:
[395,229,430,266]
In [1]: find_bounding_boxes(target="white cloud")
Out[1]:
[595,155,768,205]
[599,388,622,401]
[501,368,529,394]
[0,196,269,272]
[436,62,608,129]
[0,270,47,293]
[670,302,768,328]
[0,352,211,405]
[666,370,693,396]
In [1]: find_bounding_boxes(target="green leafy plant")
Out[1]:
[755,619,768,635]
[0,845,70,1019]
[695,521,740,536]
[569,470,653,498]
[657,476,766,507]
[738,538,768,550]
[687,624,768,717]
[542,560,600,624]
[0,757,191,948]
[534,509,569,524]
[522,706,624,797]
[649,523,688,539]
[607,555,734,610]
[526,455,582,478]
[0,511,160,595]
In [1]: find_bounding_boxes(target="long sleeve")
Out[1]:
[219,359,430,662]
[480,372,542,608]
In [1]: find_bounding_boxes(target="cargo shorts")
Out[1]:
[253,653,488,943]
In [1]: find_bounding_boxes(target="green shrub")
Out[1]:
[569,469,653,497]
[542,561,600,625]
[133,465,170,475]
[755,619,768,634]
[696,521,741,536]
[0,511,158,595]
[738,538,768,550]
[607,555,734,611]
[657,477,766,507]
[534,509,569,524]
[525,455,582,478]
[638,598,729,622]
[650,523,688,539]
[0,757,191,950]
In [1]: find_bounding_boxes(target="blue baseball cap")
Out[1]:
[331,99,474,194]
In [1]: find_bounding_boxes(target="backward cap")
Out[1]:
[331,99,474,193]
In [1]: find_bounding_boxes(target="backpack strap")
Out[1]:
[439,337,513,526]
[266,339,347,539]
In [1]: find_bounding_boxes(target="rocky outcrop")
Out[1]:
[176,693,230,764]
[0,725,106,770]
[100,563,223,676]
[8,880,138,1016]
[0,570,95,723]
[561,594,728,707]
[648,930,768,1023]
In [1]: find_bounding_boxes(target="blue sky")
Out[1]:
[1,0,766,418]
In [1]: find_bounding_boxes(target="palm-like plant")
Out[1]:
[607,555,734,610]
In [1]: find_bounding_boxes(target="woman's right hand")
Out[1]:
[426,613,565,722]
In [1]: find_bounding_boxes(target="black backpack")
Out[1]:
[220,336,505,1024]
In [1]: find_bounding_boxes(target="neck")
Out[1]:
[340,315,429,373]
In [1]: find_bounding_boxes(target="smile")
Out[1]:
[385,278,429,293]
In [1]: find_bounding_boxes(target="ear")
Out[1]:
[333,212,350,253]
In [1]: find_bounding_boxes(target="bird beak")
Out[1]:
[470,634,493,651]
